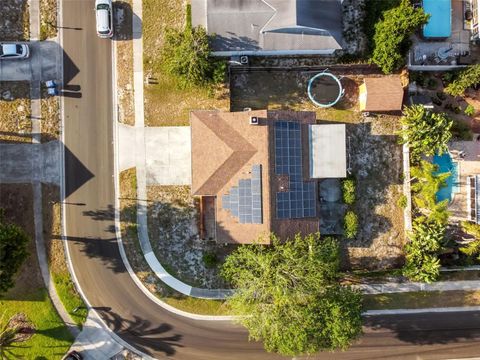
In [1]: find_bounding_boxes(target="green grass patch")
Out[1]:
[52,272,88,327]
[0,288,73,359]
[163,296,230,316]
[363,290,480,310]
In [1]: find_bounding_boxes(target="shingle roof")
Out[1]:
[192,0,343,54]
[362,77,404,112]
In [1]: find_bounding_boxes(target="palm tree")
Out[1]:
[0,313,21,360]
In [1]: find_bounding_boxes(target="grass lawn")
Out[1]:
[119,169,231,315]
[143,0,229,126]
[1,289,74,359]
[43,184,88,327]
[364,290,480,310]
[1,184,73,359]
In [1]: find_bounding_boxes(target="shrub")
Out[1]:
[397,194,407,209]
[342,178,356,205]
[431,96,442,106]
[445,64,480,96]
[371,0,429,74]
[436,92,447,101]
[427,78,438,90]
[344,211,358,239]
[451,119,473,141]
[465,104,476,117]
[442,71,456,85]
[202,252,218,268]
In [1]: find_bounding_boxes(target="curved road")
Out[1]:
[62,1,480,359]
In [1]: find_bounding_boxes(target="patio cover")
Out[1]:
[309,124,346,178]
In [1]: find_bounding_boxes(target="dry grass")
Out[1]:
[0,81,31,143]
[43,184,87,326]
[41,87,60,142]
[364,290,480,310]
[115,0,135,125]
[0,0,30,41]
[40,0,57,40]
[142,0,229,126]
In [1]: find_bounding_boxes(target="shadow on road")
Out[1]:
[93,307,183,356]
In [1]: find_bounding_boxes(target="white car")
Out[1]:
[0,43,30,60]
[95,0,113,38]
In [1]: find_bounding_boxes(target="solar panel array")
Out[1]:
[222,165,262,224]
[274,121,316,219]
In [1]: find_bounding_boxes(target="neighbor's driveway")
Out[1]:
[119,125,191,185]
[0,41,59,81]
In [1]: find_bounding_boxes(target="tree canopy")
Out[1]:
[399,105,453,161]
[221,233,362,356]
[0,213,29,294]
[371,0,429,74]
[403,218,444,283]
[444,65,480,96]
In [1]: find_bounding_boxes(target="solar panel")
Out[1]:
[274,121,316,219]
[221,165,263,224]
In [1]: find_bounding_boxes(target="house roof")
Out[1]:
[361,76,404,112]
[192,0,343,55]
[190,110,321,244]
[309,124,346,179]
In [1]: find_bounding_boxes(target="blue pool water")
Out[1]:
[423,0,452,38]
[433,153,459,203]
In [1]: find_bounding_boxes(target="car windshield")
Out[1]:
[96,3,109,10]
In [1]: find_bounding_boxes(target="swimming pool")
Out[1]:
[433,153,459,203]
[423,0,451,38]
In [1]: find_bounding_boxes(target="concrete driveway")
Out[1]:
[0,41,59,81]
[118,125,191,185]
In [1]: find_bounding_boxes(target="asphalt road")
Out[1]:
[62,1,480,359]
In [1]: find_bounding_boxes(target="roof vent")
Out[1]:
[249,116,259,125]
[240,55,249,65]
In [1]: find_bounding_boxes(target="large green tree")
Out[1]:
[371,0,429,73]
[399,105,453,161]
[403,219,444,283]
[0,214,29,294]
[222,234,362,356]
[445,65,480,96]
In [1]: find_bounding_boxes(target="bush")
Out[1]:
[465,104,476,117]
[370,0,429,74]
[445,64,480,96]
[427,78,438,90]
[442,71,456,85]
[342,178,356,205]
[431,96,442,106]
[451,119,473,140]
[344,211,358,239]
[397,194,408,209]
[202,252,218,268]
[436,92,447,101]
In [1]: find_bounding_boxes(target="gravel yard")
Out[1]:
[0,81,32,143]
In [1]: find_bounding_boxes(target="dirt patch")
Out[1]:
[0,184,43,298]
[0,0,30,41]
[147,185,233,288]
[40,0,57,40]
[43,185,66,273]
[0,82,31,143]
[343,117,405,270]
[40,87,60,142]
[114,0,135,125]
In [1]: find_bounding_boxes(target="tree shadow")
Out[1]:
[92,307,183,356]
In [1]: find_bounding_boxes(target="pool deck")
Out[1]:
[449,140,480,222]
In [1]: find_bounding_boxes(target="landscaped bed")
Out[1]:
[40,0,57,40]
[143,0,229,126]
[0,184,73,359]
[41,86,60,142]
[147,185,234,289]
[119,168,230,315]
[0,81,32,143]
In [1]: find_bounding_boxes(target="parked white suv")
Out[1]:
[0,43,30,60]
[95,0,113,38]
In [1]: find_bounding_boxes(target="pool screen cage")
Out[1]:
[307,70,344,108]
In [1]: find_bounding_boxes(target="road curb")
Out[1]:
[364,306,480,316]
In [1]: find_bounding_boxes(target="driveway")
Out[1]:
[0,40,59,81]
[119,125,191,185]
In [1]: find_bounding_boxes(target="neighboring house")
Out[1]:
[190,110,346,244]
[191,0,343,56]
[359,76,404,113]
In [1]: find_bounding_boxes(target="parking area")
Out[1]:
[0,41,60,81]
